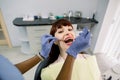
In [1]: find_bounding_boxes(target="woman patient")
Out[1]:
[40,19,102,80]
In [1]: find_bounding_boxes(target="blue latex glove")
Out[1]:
[66,27,90,58]
[39,34,57,59]
[0,55,24,80]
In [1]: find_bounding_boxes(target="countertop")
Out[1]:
[13,17,98,27]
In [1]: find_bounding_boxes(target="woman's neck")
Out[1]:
[59,50,67,60]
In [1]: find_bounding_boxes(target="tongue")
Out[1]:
[64,39,73,43]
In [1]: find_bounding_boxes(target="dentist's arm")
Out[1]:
[15,34,57,74]
[56,55,75,80]
[15,55,41,74]
[57,27,90,80]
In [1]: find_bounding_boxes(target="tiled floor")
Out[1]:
[0,45,38,80]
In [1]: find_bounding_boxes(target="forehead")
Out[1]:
[57,25,73,29]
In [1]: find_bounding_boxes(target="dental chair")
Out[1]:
[34,58,49,80]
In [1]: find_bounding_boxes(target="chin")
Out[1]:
[65,44,71,49]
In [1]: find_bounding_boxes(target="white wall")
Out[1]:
[91,0,109,51]
[0,0,97,46]
[94,0,120,53]
[94,0,120,75]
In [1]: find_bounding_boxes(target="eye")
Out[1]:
[58,30,64,33]
[68,28,73,31]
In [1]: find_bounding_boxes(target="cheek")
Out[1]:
[71,32,76,39]
[58,41,69,50]
[55,34,63,40]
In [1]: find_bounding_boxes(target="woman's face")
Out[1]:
[54,25,75,50]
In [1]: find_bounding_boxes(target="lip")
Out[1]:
[64,37,72,41]
[63,34,74,46]
[66,41,73,46]
[64,34,74,41]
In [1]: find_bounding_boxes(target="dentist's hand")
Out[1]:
[66,27,90,58]
[39,34,57,59]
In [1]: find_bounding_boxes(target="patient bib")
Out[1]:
[41,55,101,80]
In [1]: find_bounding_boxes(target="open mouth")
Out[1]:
[64,39,73,43]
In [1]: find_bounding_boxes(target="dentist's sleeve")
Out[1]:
[0,55,24,80]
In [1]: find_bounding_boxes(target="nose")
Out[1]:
[64,30,70,36]
[65,33,69,36]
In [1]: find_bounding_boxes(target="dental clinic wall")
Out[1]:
[94,0,120,55]
[0,0,105,49]
[91,0,109,51]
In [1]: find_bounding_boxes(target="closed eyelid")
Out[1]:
[57,29,64,33]
[57,26,73,33]
[69,28,73,30]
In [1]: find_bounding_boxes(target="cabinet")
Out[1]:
[19,24,77,54]
[0,9,12,47]
[27,25,52,54]
[13,17,98,54]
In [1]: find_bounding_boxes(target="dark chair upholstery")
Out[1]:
[34,58,49,80]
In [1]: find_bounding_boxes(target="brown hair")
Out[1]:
[47,19,73,65]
